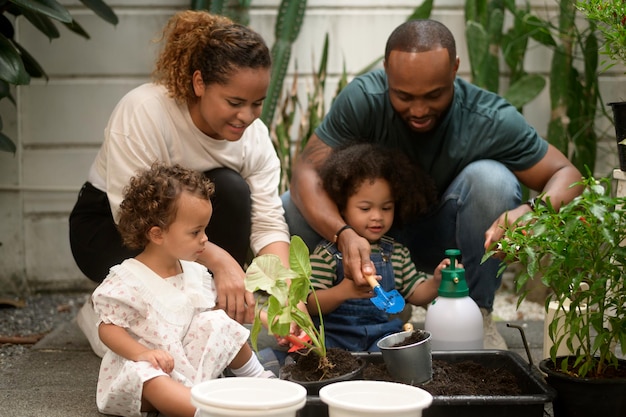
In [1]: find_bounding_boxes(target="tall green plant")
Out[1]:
[464,0,549,110]
[462,0,605,175]
[483,175,626,378]
[546,0,601,174]
[271,34,331,194]
[0,0,118,153]
[260,0,307,126]
[577,0,626,67]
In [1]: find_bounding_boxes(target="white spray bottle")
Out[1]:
[424,249,483,350]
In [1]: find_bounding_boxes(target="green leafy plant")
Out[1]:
[483,175,626,378]
[577,0,626,67]
[462,0,604,176]
[244,236,331,368]
[0,0,118,153]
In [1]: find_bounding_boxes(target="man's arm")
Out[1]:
[484,144,583,249]
[290,134,375,286]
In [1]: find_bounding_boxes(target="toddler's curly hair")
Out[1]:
[319,143,437,226]
[152,10,271,104]
[117,162,215,250]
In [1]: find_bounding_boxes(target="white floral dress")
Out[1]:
[92,258,249,417]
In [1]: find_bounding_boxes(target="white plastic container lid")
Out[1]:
[191,377,306,410]
[319,380,433,415]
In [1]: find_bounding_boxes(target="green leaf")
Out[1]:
[13,41,48,80]
[465,21,488,85]
[0,35,30,85]
[503,74,546,108]
[0,79,12,100]
[0,128,17,153]
[289,235,311,279]
[62,19,90,39]
[249,307,264,350]
[22,7,60,40]
[190,0,211,10]
[407,0,433,20]
[79,0,119,25]
[0,14,15,39]
[10,0,73,23]
[244,254,298,305]
[522,15,556,47]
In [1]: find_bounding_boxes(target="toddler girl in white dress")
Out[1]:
[92,163,273,417]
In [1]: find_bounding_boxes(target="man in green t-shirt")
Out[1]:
[282,19,582,349]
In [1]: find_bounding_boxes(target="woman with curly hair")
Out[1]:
[307,143,450,351]
[69,10,289,333]
[92,163,274,417]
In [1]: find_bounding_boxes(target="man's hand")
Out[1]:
[484,204,532,257]
[336,227,376,286]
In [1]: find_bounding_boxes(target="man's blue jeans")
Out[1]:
[282,160,521,311]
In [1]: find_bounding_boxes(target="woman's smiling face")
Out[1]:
[189,66,270,141]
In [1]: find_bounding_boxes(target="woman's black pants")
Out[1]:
[69,167,251,282]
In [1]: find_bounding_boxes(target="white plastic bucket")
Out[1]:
[543,299,588,358]
[191,377,307,417]
[319,380,433,417]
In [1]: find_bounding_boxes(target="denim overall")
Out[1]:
[314,236,403,351]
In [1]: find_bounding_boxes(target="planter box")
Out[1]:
[297,350,555,417]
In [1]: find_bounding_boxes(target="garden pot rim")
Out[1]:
[539,356,626,382]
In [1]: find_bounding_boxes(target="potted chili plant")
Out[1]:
[484,175,626,416]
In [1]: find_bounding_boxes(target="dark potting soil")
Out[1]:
[379,329,521,395]
[282,347,362,382]
[391,329,429,346]
[363,359,523,396]
[283,331,522,396]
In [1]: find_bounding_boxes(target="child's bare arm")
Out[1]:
[406,259,452,307]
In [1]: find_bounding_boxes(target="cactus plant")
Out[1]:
[261,0,307,126]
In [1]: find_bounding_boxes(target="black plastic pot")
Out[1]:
[609,101,626,171]
[539,356,626,417]
[296,350,555,417]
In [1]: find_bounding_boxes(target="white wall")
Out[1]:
[1,0,625,292]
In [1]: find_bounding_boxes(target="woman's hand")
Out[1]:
[198,241,254,324]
